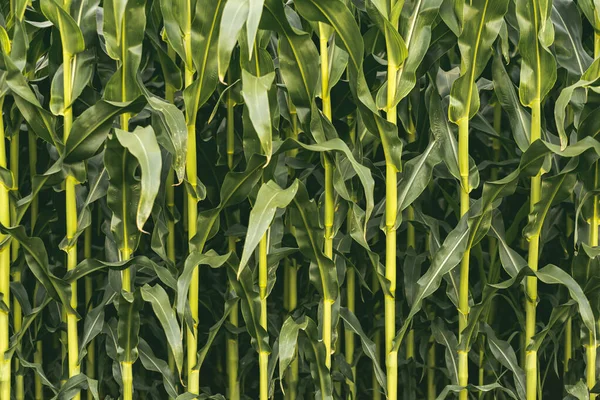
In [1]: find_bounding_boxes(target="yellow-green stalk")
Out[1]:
[525,100,541,400]
[284,103,299,400]
[118,36,134,400]
[164,45,178,400]
[384,9,399,399]
[0,96,11,399]
[10,128,23,400]
[427,332,436,400]
[457,116,470,400]
[345,113,357,399]
[184,25,201,391]
[60,7,81,395]
[587,24,600,399]
[425,241,436,400]
[319,23,335,370]
[479,102,502,396]
[30,128,43,400]
[259,233,269,400]
[372,269,382,400]
[565,105,574,378]
[284,259,298,397]
[84,226,95,400]
[406,108,416,361]
[225,80,240,400]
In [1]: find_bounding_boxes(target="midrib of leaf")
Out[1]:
[106,321,118,352]
[69,0,87,93]
[197,0,224,87]
[488,337,525,391]
[239,274,266,352]
[129,131,152,222]
[533,0,542,102]
[310,1,360,70]
[489,223,522,277]
[219,162,263,209]
[121,149,130,256]
[79,307,104,354]
[403,0,423,53]
[121,8,127,103]
[398,138,436,208]
[437,329,458,382]
[553,7,584,75]
[447,270,459,307]
[293,198,332,301]
[264,3,312,101]
[506,77,529,140]
[463,0,490,122]
[125,300,134,362]
[418,227,468,302]
[138,345,177,393]
[530,173,568,237]
[76,167,107,226]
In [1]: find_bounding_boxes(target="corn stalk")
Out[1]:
[0,94,10,400]
[516,0,557,398]
[448,2,508,397]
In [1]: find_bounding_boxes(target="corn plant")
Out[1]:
[0,0,600,399]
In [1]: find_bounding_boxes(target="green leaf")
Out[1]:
[189,0,226,110]
[340,307,387,394]
[262,0,319,117]
[78,295,111,364]
[239,180,298,276]
[159,0,188,66]
[138,338,179,398]
[137,76,187,183]
[554,58,600,150]
[190,154,266,252]
[64,97,146,163]
[449,0,509,123]
[278,316,332,399]
[529,301,574,351]
[225,254,270,354]
[218,0,249,81]
[523,165,577,239]
[489,214,527,278]
[431,318,459,385]
[551,0,592,77]
[103,0,147,103]
[0,225,75,315]
[246,0,265,57]
[241,70,275,163]
[484,324,526,400]
[376,0,445,108]
[393,217,470,352]
[115,126,162,232]
[40,0,85,55]
[50,374,99,400]
[141,284,183,375]
[516,0,557,108]
[396,136,443,225]
[290,181,338,302]
[177,251,231,321]
[0,53,58,145]
[492,55,531,152]
[429,92,479,190]
[117,289,142,363]
[276,138,374,228]
[196,297,240,370]
[536,264,597,344]
[49,50,94,116]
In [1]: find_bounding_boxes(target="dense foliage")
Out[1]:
[0,0,598,399]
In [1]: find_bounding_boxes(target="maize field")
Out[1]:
[0,0,599,398]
